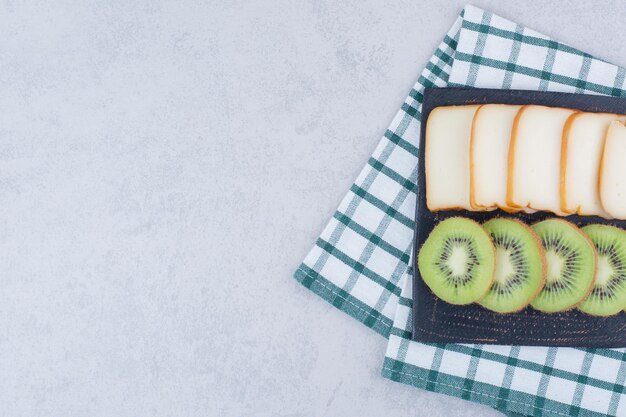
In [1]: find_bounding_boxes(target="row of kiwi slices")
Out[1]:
[417,217,626,316]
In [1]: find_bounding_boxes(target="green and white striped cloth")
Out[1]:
[294,5,626,417]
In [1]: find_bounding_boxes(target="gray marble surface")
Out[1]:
[2,1,626,416]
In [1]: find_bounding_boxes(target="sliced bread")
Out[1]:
[508,105,577,215]
[561,112,626,218]
[426,105,482,211]
[470,104,523,212]
[599,121,626,219]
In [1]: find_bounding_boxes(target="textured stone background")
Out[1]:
[1,1,625,416]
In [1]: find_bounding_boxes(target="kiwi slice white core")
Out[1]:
[596,257,613,286]
[446,245,472,277]
[494,247,516,284]
[545,250,565,283]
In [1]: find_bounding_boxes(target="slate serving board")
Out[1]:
[412,87,626,347]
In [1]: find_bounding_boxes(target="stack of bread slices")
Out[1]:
[425,104,626,219]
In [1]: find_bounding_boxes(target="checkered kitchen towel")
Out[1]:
[294,4,626,417]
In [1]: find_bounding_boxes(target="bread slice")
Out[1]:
[470,104,523,212]
[508,105,577,215]
[599,121,626,219]
[561,112,626,218]
[425,105,482,211]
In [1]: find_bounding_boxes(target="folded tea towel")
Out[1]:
[294,5,626,417]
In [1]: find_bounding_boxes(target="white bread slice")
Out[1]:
[425,105,482,211]
[470,104,523,212]
[561,112,626,218]
[599,121,626,219]
[508,105,577,215]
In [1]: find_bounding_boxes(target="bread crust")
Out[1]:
[469,105,484,211]
[506,105,528,209]
[559,112,578,214]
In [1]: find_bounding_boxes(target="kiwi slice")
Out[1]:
[578,225,626,316]
[418,217,495,305]
[478,219,546,313]
[530,219,597,313]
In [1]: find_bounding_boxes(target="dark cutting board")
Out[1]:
[412,87,626,347]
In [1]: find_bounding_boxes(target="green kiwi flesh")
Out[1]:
[530,219,596,313]
[578,225,626,316]
[479,219,545,313]
[418,217,495,305]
